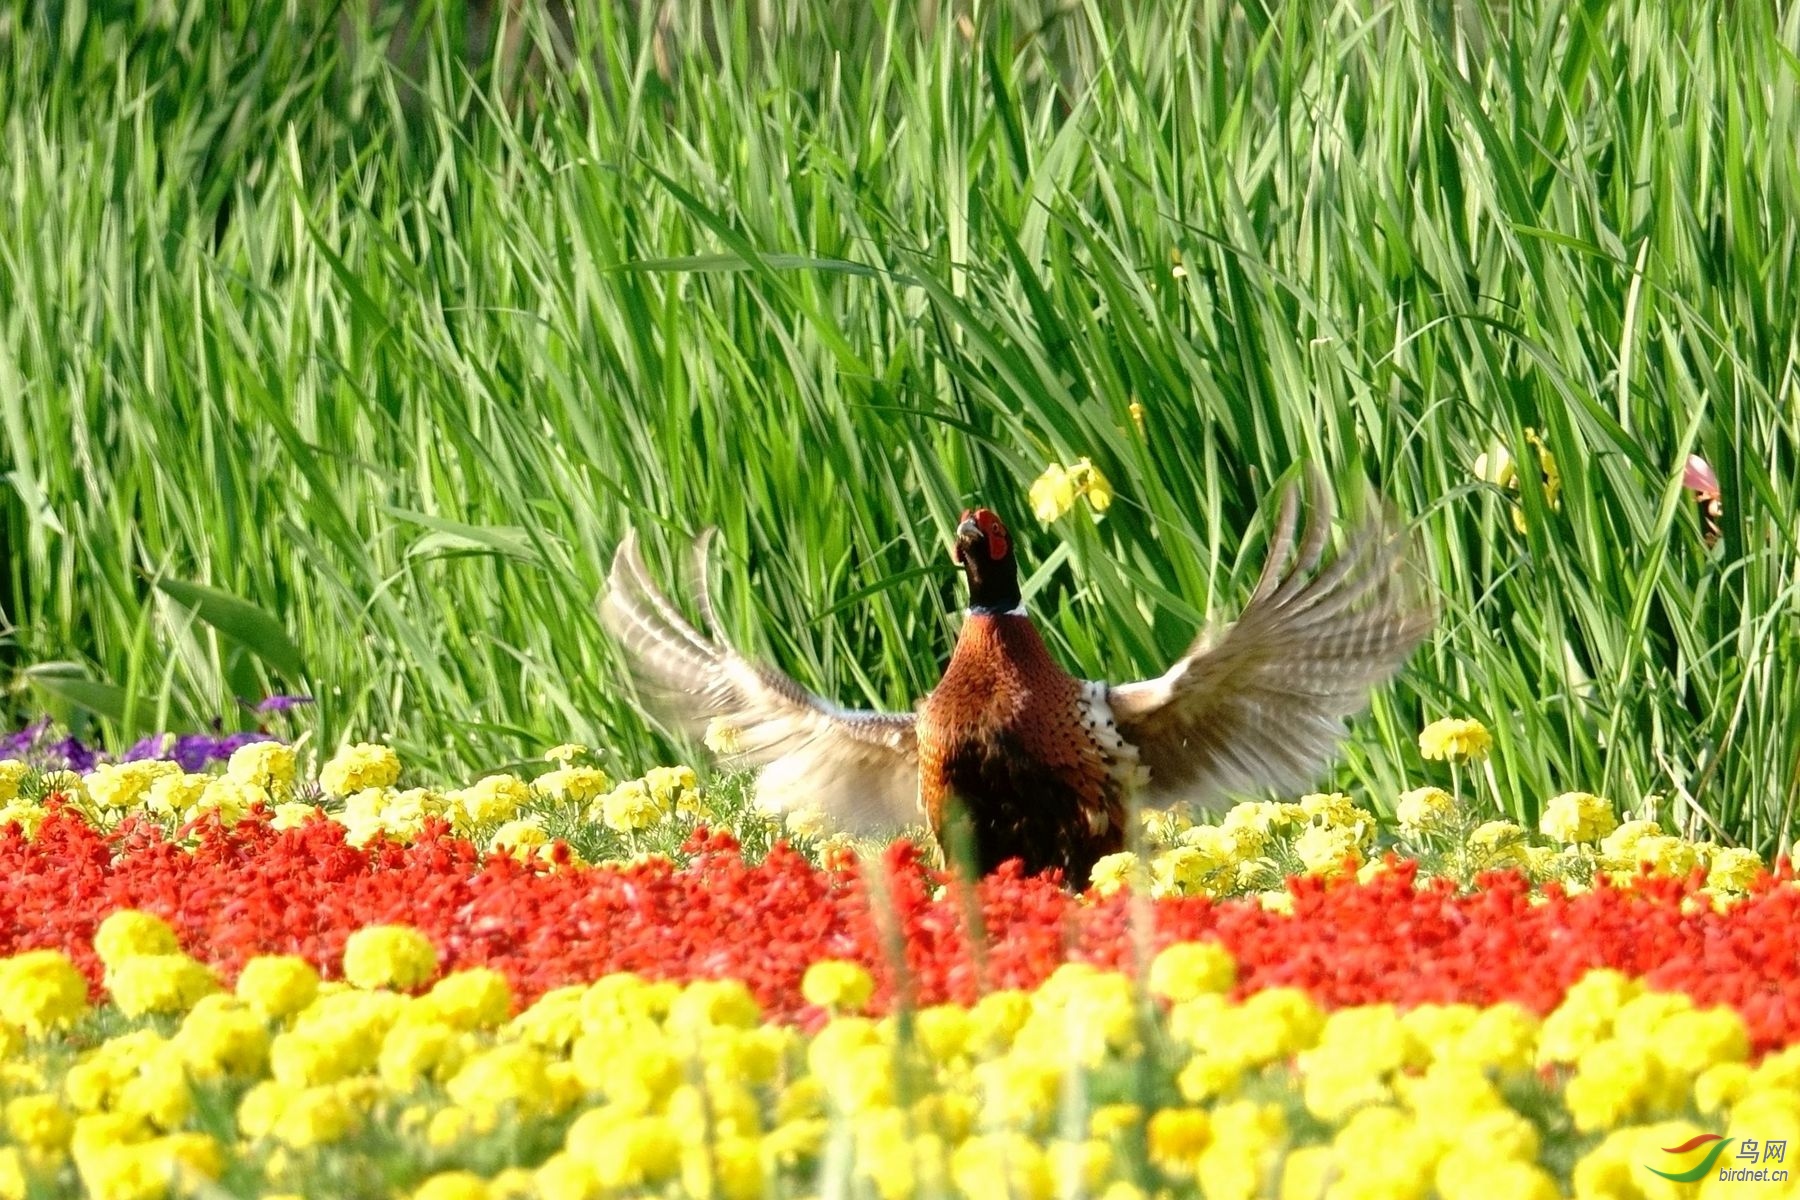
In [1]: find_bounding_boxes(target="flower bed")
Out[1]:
[1,736,1798,1199]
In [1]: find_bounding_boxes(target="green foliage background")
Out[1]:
[2,0,1794,847]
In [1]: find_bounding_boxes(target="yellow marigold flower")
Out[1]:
[412,1172,491,1200]
[544,743,587,764]
[1395,786,1455,836]
[702,718,746,756]
[235,955,319,1019]
[269,1023,374,1088]
[447,1044,557,1120]
[1305,1004,1426,1078]
[801,960,875,1012]
[1438,1150,1561,1200]
[143,772,209,816]
[972,1056,1062,1131]
[1139,807,1188,844]
[114,1047,193,1130]
[782,808,828,840]
[1194,1100,1288,1199]
[1693,1060,1753,1114]
[1564,1039,1676,1132]
[684,1135,764,1200]
[1150,845,1222,897]
[1146,1107,1212,1175]
[907,1003,971,1065]
[425,1104,494,1149]
[319,742,401,796]
[1418,717,1492,763]
[0,800,47,839]
[70,1110,151,1160]
[174,996,270,1079]
[1295,823,1364,875]
[1439,1002,1539,1072]
[1281,1145,1339,1200]
[1650,1006,1748,1077]
[535,1152,601,1200]
[421,969,514,1031]
[4,1093,72,1151]
[94,910,181,967]
[1539,791,1617,845]
[268,802,320,831]
[342,925,439,992]
[227,741,296,795]
[1177,1052,1245,1104]
[1597,818,1661,864]
[671,1082,762,1142]
[1147,941,1237,1003]
[598,779,663,832]
[378,1019,467,1091]
[1537,968,1638,1064]
[585,1116,682,1189]
[488,818,549,860]
[0,759,28,803]
[83,760,182,810]
[72,1142,164,1200]
[966,989,1031,1057]
[39,768,86,801]
[668,978,762,1038]
[1257,888,1295,913]
[1628,835,1700,879]
[1467,820,1530,867]
[951,1132,1052,1200]
[1298,791,1361,826]
[1332,1107,1439,1193]
[533,766,612,806]
[196,776,268,823]
[450,774,530,827]
[1223,799,1302,838]
[106,954,218,1018]
[1707,846,1764,893]
[1029,463,1077,522]
[273,1085,359,1148]
[644,765,698,811]
[508,985,585,1053]
[1088,850,1142,895]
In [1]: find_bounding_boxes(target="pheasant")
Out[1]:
[600,471,1432,884]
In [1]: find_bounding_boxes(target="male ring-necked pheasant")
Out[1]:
[600,472,1431,884]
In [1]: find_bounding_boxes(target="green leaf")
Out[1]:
[154,578,306,681]
[383,507,545,563]
[24,664,129,724]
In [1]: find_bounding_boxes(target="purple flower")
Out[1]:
[168,731,275,771]
[121,733,177,762]
[0,717,53,759]
[47,736,101,773]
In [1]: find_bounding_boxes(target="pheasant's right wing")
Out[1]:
[599,530,921,834]
[1108,471,1433,808]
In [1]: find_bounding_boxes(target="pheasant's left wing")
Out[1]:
[599,530,921,834]
[1107,472,1433,808]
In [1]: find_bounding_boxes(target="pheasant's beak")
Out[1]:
[953,517,983,564]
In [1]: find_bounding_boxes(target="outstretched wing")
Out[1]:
[1108,470,1433,808]
[598,529,921,833]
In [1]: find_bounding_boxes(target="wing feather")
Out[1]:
[598,530,921,833]
[1109,469,1433,808]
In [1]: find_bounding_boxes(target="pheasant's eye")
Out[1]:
[975,510,1010,560]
